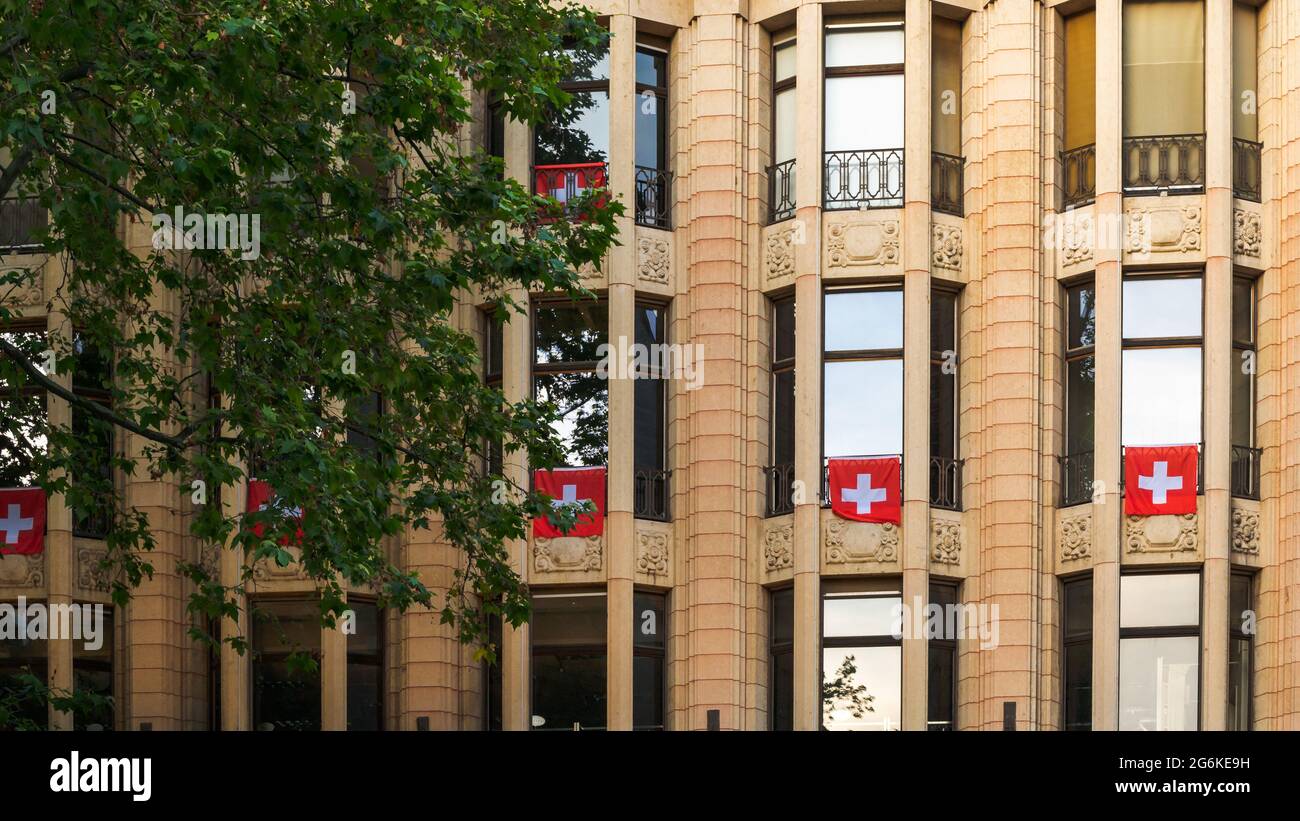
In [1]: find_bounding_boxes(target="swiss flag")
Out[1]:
[1125,445,1198,515]
[533,467,605,538]
[828,458,901,524]
[246,479,305,544]
[0,487,45,555]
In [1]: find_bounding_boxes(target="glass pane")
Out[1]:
[535,302,607,365]
[1122,0,1205,137]
[635,48,666,87]
[927,642,955,730]
[534,372,608,466]
[823,594,901,638]
[771,649,794,730]
[532,650,606,730]
[346,660,381,730]
[825,74,904,152]
[930,362,956,460]
[252,600,321,654]
[251,600,321,732]
[635,304,664,351]
[635,94,664,169]
[773,297,795,363]
[0,393,46,487]
[532,594,607,647]
[634,375,664,471]
[72,333,112,393]
[633,654,664,730]
[772,369,795,466]
[1230,574,1252,634]
[824,290,903,351]
[771,588,794,645]
[824,25,905,68]
[485,314,503,377]
[534,91,609,165]
[774,87,797,163]
[1064,11,1097,150]
[1227,636,1251,730]
[1067,283,1097,350]
[1121,347,1201,446]
[1120,572,1200,629]
[822,645,901,730]
[1232,278,1254,346]
[824,360,903,457]
[1066,355,1095,454]
[774,41,797,83]
[1233,4,1258,141]
[931,291,956,357]
[929,582,958,611]
[633,592,666,650]
[1063,576,1093,639]
[1122,277,1202,339]
[347,601,380,657]
[1063,641,1093,730]
[0,328,47,390]
[1119,636,1200,731]
[1231,354,1253,448]
[564,45,609,83]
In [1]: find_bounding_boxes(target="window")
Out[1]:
[633,591,666,730]
[0,604,46,729]
[0,147,46,251]
[73,604,114,730]
[769,587,794,730]
[823,288,903,480]
[1063,281,1096,506]
[1231,276,1259,498]
[768,296,795,516]
[530,591,606,731]
[1061,575,1092,730]
[346,599,383,730]
[930,289,960,510]
[482,609,503,731]
[634,303,669,521]
[1227,572,1253,731]
[0,324,47,488]
[1119,572,1200,731]
[821,582,902,731]
[931,16,964,215]
[635,41,672,228]
[485,96,506,167]
[532,300,608,467]
[1121,275,1202,449]
[483,311,504,478]
[928,581,958,731]
[534,41,610,166]
[345,390,384,462]
[823,18,904,209]
[251,599,322,731]
[1061,10,1096,208]
[769,30,796,223]
[1232,3,1261,200]
[71,332,114,539]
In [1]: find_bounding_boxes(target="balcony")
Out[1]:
[1060,144,1096,209]
[634,166,674,230]
[1232,138,1262,202]
[532,162,608,219]
[824,149,904,211]
[0,198,47,252]
[1121,134,1205,196]
[767,159,795,224]
[931,152,964,217]
[929,456,962,511]
[765,463,795,517]
[1230,445,1261,501]
[633,467,671,522]
[1058,450,1094,508]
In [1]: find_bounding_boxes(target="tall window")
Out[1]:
[769,586,794,730]
[1062,10,1096,207]
[0,605,46,728]
[1232,3,1261,200]
[823,18,904,209]
[1063,281,1096,506]
[769,30,796,222]
[531,591,606,731]
[927,580,958,731]
[346,599,383,730]
[930,289,960,510]
[482,610,503,731]
[1061,574,1093,730]
[483,311,504,478]
[635,40,672,228]
[0,324,46,488]
[633,591,666,731]
[1121,275,1202,449]
[533,300,608,466]
[345,390,384,461]
[73,604,114,730]
[1231,276,1258,498]
[71,332,114,539]
[823,288,903,476]
[931,15,963,215]
[485,95,506,178]
[535,41,610,166]
[1119,572,1200,731]
[768,296,795,516]
[1227,571,1254,731]
[821,582,902,731]
[634,303,668,521]
[251,599,322,731]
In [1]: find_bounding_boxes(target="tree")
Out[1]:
[0,0,620,671]
[821,654,876,729]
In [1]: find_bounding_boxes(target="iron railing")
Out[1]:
[73,503,113,541]
[931,152,964,217]
[634,166,673,229]
[1122,134,1205,196]
[633,467,671,522]
[824,149,904,210]
[765,463,795,517]
[1060,144,1096,209]
[1119,443,1203,494]
[768,159,796,223]
[1232,138,1262,203]
[929,456,962,511]
[819,455,902,507]
[1058,450,1094,507]
[0,198,46,252]
[1230,445,1262,501]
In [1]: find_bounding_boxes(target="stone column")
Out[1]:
[321,594,347,730]
[218,447,249,730]
[44,311,73,730]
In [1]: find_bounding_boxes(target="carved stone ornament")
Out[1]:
[0,553,45,587]
[1126,206,1202,255]
[637,236,670,284]
[1059,512,1092,562]
[534,535,602,573]
[1234,209,1261,258]
[765,225,797,280]
[636,530,669,576]
[764,521,793,571]
[827,220,899,268]
[77,545,111,591]
[930,518,961,565]
[824,518,899,564]
[931,224,962,272]
[1125,513,1197,554]
[1232,507,1259,555]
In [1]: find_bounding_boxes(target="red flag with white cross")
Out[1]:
[0,487,45,555]
[828,457,901,524]
[533,467,605,538]
[246,479,305,544]
[1124,445,1198,515]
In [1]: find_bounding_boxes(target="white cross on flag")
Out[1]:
[1124,445,1198,515]
[828,457,901,524]
[534,467,606,538]
[0,487,46,555]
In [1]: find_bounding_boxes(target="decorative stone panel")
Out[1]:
[252,544,309,581]
[1,266,43,306]
[534,535,602,573]
[930,517,962,565]
[1124,204,1202,259]
[637,235,670,284]
[1233,208,1261,259]
[931,223,962,274]
[636,530,669,577]
[76,544,111,591]
[1056,207,1096,271]
[1125,513,1197,554]
[826,220,899,269]
[0,553,44,588]
[764,223,798,281]
[763,520,793,572]
[1059,509,1092,563]
[1232,506,1259,555]
[824,518,899,565]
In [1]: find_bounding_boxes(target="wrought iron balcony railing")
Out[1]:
[819,455,902,507]
[1121,134,1205,196]
[634,166,674,230]
[1230,445,1262,501]
[532,162,608,218]
[633,467,671,522]
[1118,443,1203,494]
[931,152,964,217]
[0,198,47,252]
[929,456,962,511]
[767,159,796,224]
[1058,450,1094,508]
[765,462,795,517]
[73,502,113,541]
[824,149,904,210]
[1060,143,1096,209]
[1232,138,1262,203]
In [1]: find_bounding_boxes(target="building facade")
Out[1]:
[2,0,1300,731]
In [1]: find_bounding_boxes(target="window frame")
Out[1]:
[345,597,384,731]
[927,578,959,731]
[1227,570,1254,731]
[768,585,794,730]
[634,41,670,173]
[530,297,610,469]
[769,293,795,470]
[249,596,324,732]
[1117,568,1203,732]
[1060,573,1093,731]
[929,286,960,462]
[632,588,668,731]
[1119,271,1205,451]
[1231,274,1257,449]
[819,580,904,731]
[770,30,797,164]
[529,588,609,732]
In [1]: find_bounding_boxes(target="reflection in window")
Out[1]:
[251,599,322,731]
[1061,575,1092,730]
[0,610,47,728]
[769,587,794,730]
[1119,572,1200,731]
[535,43,610,165]
[633,591,666,730]
[1121,276,1202,447]
[772,33,796,166]
[346,600,383,730]
[635,43,669,171]
[930,290,958,462]
[1231,277,1256,449]
[821,585,902,731]
[73,605,114,730]
[0,326,47,488]
[533,301,608,466]
[1065,281,1096,455]
[823,288,903,459]
[770,296,795,469]
[1228,572,1253,730]
[531,592,606,731]
[634,303,666,475]
[928,581,957,731]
